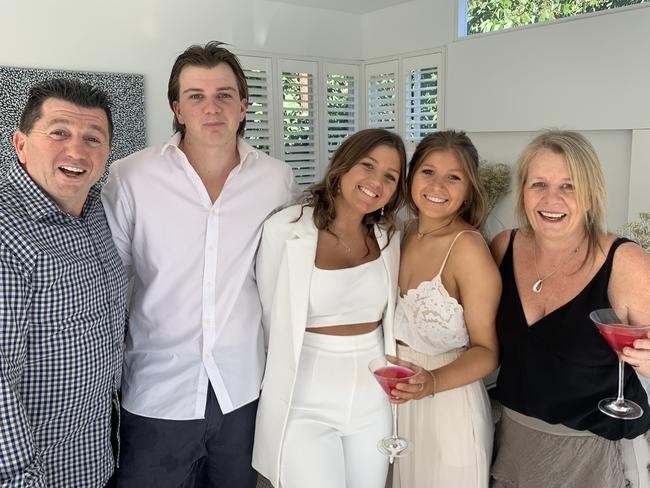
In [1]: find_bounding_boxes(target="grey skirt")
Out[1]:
[490,405,650,488]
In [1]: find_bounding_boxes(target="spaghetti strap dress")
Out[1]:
[393,231,493,488]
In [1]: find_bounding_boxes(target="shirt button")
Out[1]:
[208,245,215,252]
[206,281,213,288]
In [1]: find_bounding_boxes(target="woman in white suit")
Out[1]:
[252,129,407,488]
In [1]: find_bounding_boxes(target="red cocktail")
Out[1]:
[596,323,649,354]
[591,308,650,420]
[373,365,417,398]
[369,356,421,460]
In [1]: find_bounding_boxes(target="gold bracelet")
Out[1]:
[427,369,436,398]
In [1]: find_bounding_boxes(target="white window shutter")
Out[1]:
[239,55,274,155]
[403,53,443,149]
[279,59,319,189]
[324,63,359,164]
[365,60,399,132]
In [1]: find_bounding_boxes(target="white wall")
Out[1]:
[362,1,650,229]
[2,0,648,225]
[0,0,362,145]
[361,0,454,59]
[446,6,650,132]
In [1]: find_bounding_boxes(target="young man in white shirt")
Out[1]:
[102,41,300,487]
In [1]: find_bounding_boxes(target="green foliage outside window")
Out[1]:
[467,0,648,34]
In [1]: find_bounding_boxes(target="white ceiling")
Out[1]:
[272,0,415,14]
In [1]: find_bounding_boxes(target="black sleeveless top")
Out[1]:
[491,231,650,440]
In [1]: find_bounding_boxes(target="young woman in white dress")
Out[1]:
[388,130,501,488]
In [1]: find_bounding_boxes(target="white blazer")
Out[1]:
[251,204,400,487]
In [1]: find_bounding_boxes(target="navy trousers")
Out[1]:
[115,384,258,488]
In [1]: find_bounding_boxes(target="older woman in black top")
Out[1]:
[489,130,650,488]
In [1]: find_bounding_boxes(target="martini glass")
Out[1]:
[591,308,650,420]
[368,356,421,461]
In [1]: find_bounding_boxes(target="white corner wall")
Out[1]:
[362,1,650,230]
[2,1,648,226]
[446,6,650,132]
[1,0,362,145]
[361,0,454,60]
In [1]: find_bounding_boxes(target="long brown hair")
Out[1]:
[302,128,407,245]
[406,130,488,228]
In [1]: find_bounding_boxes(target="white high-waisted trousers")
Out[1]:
[280,327,392,488]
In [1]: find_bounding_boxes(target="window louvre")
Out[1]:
[240,56,274,155]
[405,66,438,143]
[325,64,359,161]
[402,53,443,150]
[280,60,319,189]
[366,61,398,132]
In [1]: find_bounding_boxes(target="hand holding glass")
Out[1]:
[368,356,421,459]
[591,308,650,420]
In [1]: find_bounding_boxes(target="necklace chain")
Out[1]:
[337,235,352,253]
[532,239,580,293]
[334,228,365,254]
[416,218,455,240]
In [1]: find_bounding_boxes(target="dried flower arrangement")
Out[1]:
[618,212,650,253]
[478,162,511,214]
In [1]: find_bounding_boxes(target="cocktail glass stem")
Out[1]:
[598,359,643,419]
[390,404,398,464]
[616,359,625,406]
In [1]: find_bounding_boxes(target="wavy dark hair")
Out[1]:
[301,128,407,246]
[406,130,488,229]
[20,78,113,143]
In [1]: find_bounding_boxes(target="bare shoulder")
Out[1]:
[609,236,650,310]
[451,229,499,272]
[448,229,502,294]
[611,238,650,278]
[489,229,513,266]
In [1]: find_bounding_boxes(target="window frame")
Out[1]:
[458,0,650,39]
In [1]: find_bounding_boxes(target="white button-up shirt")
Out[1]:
[102,134,300,419]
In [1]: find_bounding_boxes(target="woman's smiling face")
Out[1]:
[410,149,469,222]
[337,144,402,216]
[523,148,584,240]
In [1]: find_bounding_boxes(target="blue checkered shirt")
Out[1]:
[0,162,127,487]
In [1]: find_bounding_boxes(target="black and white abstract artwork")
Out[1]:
[0,65,146,182]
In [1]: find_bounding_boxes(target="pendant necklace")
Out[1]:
[337,237,351,253]
[334,228,363,254]
[532,240,580,293]
[416,217,455,240]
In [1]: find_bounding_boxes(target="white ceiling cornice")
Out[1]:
[271,0,415,15]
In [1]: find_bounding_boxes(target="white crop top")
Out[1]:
[394,231,484,356]
[307,258,388,328]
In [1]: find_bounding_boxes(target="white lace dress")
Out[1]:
[392,231,493,488]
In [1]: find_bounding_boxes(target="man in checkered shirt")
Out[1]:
[0,79,127,486]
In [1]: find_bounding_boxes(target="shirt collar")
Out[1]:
[161,132,260,173]
[6,160,100,222]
